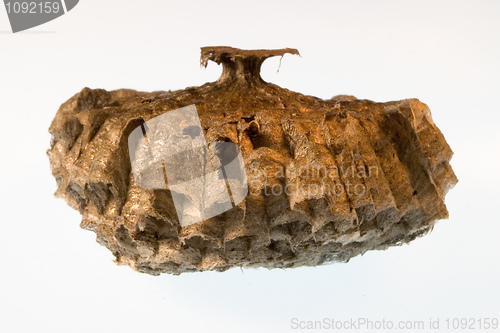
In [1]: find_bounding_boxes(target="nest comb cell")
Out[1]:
[48,46,458,275]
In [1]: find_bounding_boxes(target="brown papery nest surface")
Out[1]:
[48,46,457,275]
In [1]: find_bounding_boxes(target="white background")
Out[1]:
[1,1,499,332]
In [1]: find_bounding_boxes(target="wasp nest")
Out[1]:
[48,46,457,275]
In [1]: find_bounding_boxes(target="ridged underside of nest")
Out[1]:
[48,47,457,275]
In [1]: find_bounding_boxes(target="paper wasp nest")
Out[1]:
[48,47,457,275]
